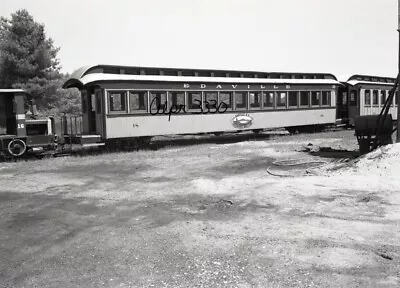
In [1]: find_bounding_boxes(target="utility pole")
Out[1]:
[397,0,400,142]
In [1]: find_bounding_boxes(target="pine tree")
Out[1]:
[0,9,62,109]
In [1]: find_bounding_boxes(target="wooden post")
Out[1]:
[397,0,400,142]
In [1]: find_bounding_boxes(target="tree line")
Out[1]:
[0,9,80,115]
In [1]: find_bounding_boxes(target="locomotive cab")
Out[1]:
[0,89,56,158]
[0,89,25,136]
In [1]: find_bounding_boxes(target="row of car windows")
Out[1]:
[107,90,332,113]
[364,89,397,106]
[343,89,398,107]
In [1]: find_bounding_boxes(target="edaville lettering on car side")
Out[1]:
[183,84,292,89]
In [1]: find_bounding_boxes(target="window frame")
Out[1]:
[341,92,347,106]
[390,90,394,105]
[364,89,371,106]
[128,90,149,114]
[249,91,262,110]
[288,91,299,108]
[372,90,379,106]
[349,91,357,107]
[234,91,248,110]
[380,90,386,106]
[203,91,219,111]
[219,91,233,110]
[107,90,128,114]
[276,91,288,109]
[168,91,186,112]
[311,91,321,107]
[262,91,275,109]
[187,91,203,112]
[321,91,331,107]
[299,90,310,108]
[149,91,168,112]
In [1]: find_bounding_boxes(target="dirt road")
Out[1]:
[1,130,399,287]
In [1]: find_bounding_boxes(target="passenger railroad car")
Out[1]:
[338,74,398,126]
[63,65,341,147]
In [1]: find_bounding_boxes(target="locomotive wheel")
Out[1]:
[7,139,27,157]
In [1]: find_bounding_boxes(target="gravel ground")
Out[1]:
[0,129,399,288]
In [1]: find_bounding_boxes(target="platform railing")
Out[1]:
[59,114,83,147]
[61,114,82,136]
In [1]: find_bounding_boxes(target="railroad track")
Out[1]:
[0,125,354,163]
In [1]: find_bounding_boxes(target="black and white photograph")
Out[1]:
[1,0,400,287]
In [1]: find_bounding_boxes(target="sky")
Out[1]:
[1,0,399,78]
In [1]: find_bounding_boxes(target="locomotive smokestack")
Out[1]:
[31,99,38,116]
